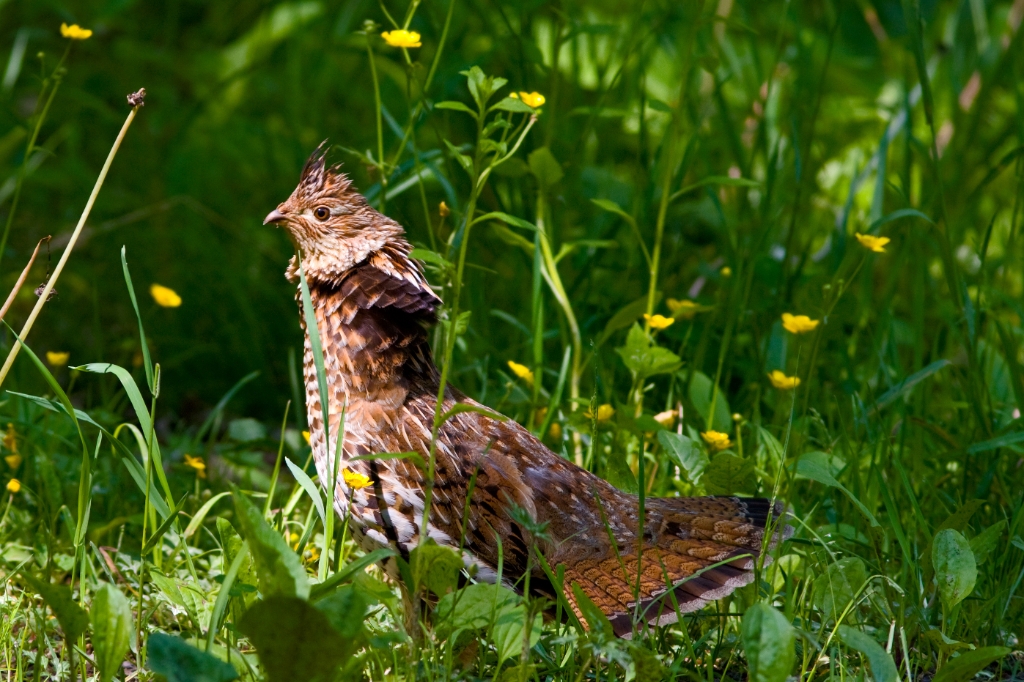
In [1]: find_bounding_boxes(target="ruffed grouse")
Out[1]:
[265,145,790,637]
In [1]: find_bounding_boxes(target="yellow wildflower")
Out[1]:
[46,351,70,367]
[6,478,20,493]
[781,313,820,334]
[720,266,732,277]
[507,360,534,386]
[586,404,615,422]
[767,370,801,390]
[653,410,676,428]
[60,23,93,40]
[343,468,372,490]
[732,413,744,423]
[3,424,16,454]
[643,314,675,330]
[701,430,732,451]
[855,233,890,253]
[183,454,207,479]
[304,545,321,564]
[548,422,563,440]
[512,92,546,108]
[5,454,21,470]
[439,201,450,218]
[302,430,310,445]
[381,29,422,48]
[290,532,300,550]
[150,284,181,308]
[667,298,701,320]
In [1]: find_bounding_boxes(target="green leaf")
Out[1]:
[741,603,795,682]
[933,646,1011,682]
[969,521,1005,565]
[410,540,462,596]
[704,452,755,495]
[866,207,933,232]
[658,431,708,486]
[146,633,239,682]
[231,488,309,600]
[436,582,519,632]
[870,359,951,414]
[314,585,368,640]
[120,246,154,391]
[183,492,232,540]
[811,557,868,623]
[591,198,637,229]
[669,175,761,202]
[141,492,189,555]
[492,97,536,113]
[838,625,899,682]
[444,139,473,176]
[688,371,731,432]
[227,417,266,442]
[438,401,508,425]
[599,296,656,346]
[528,147,563,187]
[795,451,880,527]
[91,583,133,682]
[476,211,537,231]
[239,597,348,682]
[19,572,90,643]
[932,529,977,610]
[967,430,1024,454]
[309,547,396,602]
[434,100,477,117]
[493,605,543,664]
[615,324,682,379]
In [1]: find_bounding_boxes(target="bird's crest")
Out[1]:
[299,140,353,198]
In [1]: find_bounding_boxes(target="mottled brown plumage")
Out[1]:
[266,144,791,637]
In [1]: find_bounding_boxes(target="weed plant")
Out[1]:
[1,0,1024,680]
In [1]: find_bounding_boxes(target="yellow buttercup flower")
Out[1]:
[767,370,801,390]
[381,29,422,48]
[150,284,181,308]
[6,478,20,493]
[439,201,450,218]
[343,468,372,490]
[667,298,701,320]
[586,404,615,422]
[304,545,321,564]
[60,23,93,40]
[46,351,70,367]
[653,410,676,428]
[3,424,16,454]
[183,454,207,479]
[701,430,732,451]
[781,313,819,334]
[548,422,563,440]
[855,233,890,253]
[720,266,732,277]
[302,430,310,445]
[643,314,675,330]
[507,361,534,386]
[510,92,546,108]
[5,454,21,470]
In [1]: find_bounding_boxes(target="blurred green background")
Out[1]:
[1,0,1021,435]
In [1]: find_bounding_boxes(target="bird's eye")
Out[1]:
[313,206,330,221]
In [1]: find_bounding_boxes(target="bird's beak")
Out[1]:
[263,209,287,226]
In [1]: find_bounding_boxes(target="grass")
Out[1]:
[2,0,1024,679]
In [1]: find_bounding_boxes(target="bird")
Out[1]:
[264,144,791,638]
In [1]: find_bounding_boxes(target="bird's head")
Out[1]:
[265,142,405,280]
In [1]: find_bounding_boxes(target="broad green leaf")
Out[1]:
[492,97,535,113]
[19,572,89,643]
[811,557,867,623]
[436,582,519,631]
[443,139,473,176]
[969,521,1005,565]
[314,585,368,640]
[232,488,309,600]
[239,597,348,682]
[476,211,537,231]
[932,529,976,610]
[866,207,933,232]
[227,417,266,442]
[742,603,795,682]
[146,633,238,682]
[91,583,133,682]
[795,451,879,527]
[410,540,462,596]
[688,371,731,432]
[493,605,543,664]
[838,625,899,682]
[528,147,563,187]
[933,646,1011,682]
[616,324,682,379]
[600,296,659,345]
[704,452,755,495]
[183,492,232,539]
[309,547,396,602]
[658,431,708,485]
